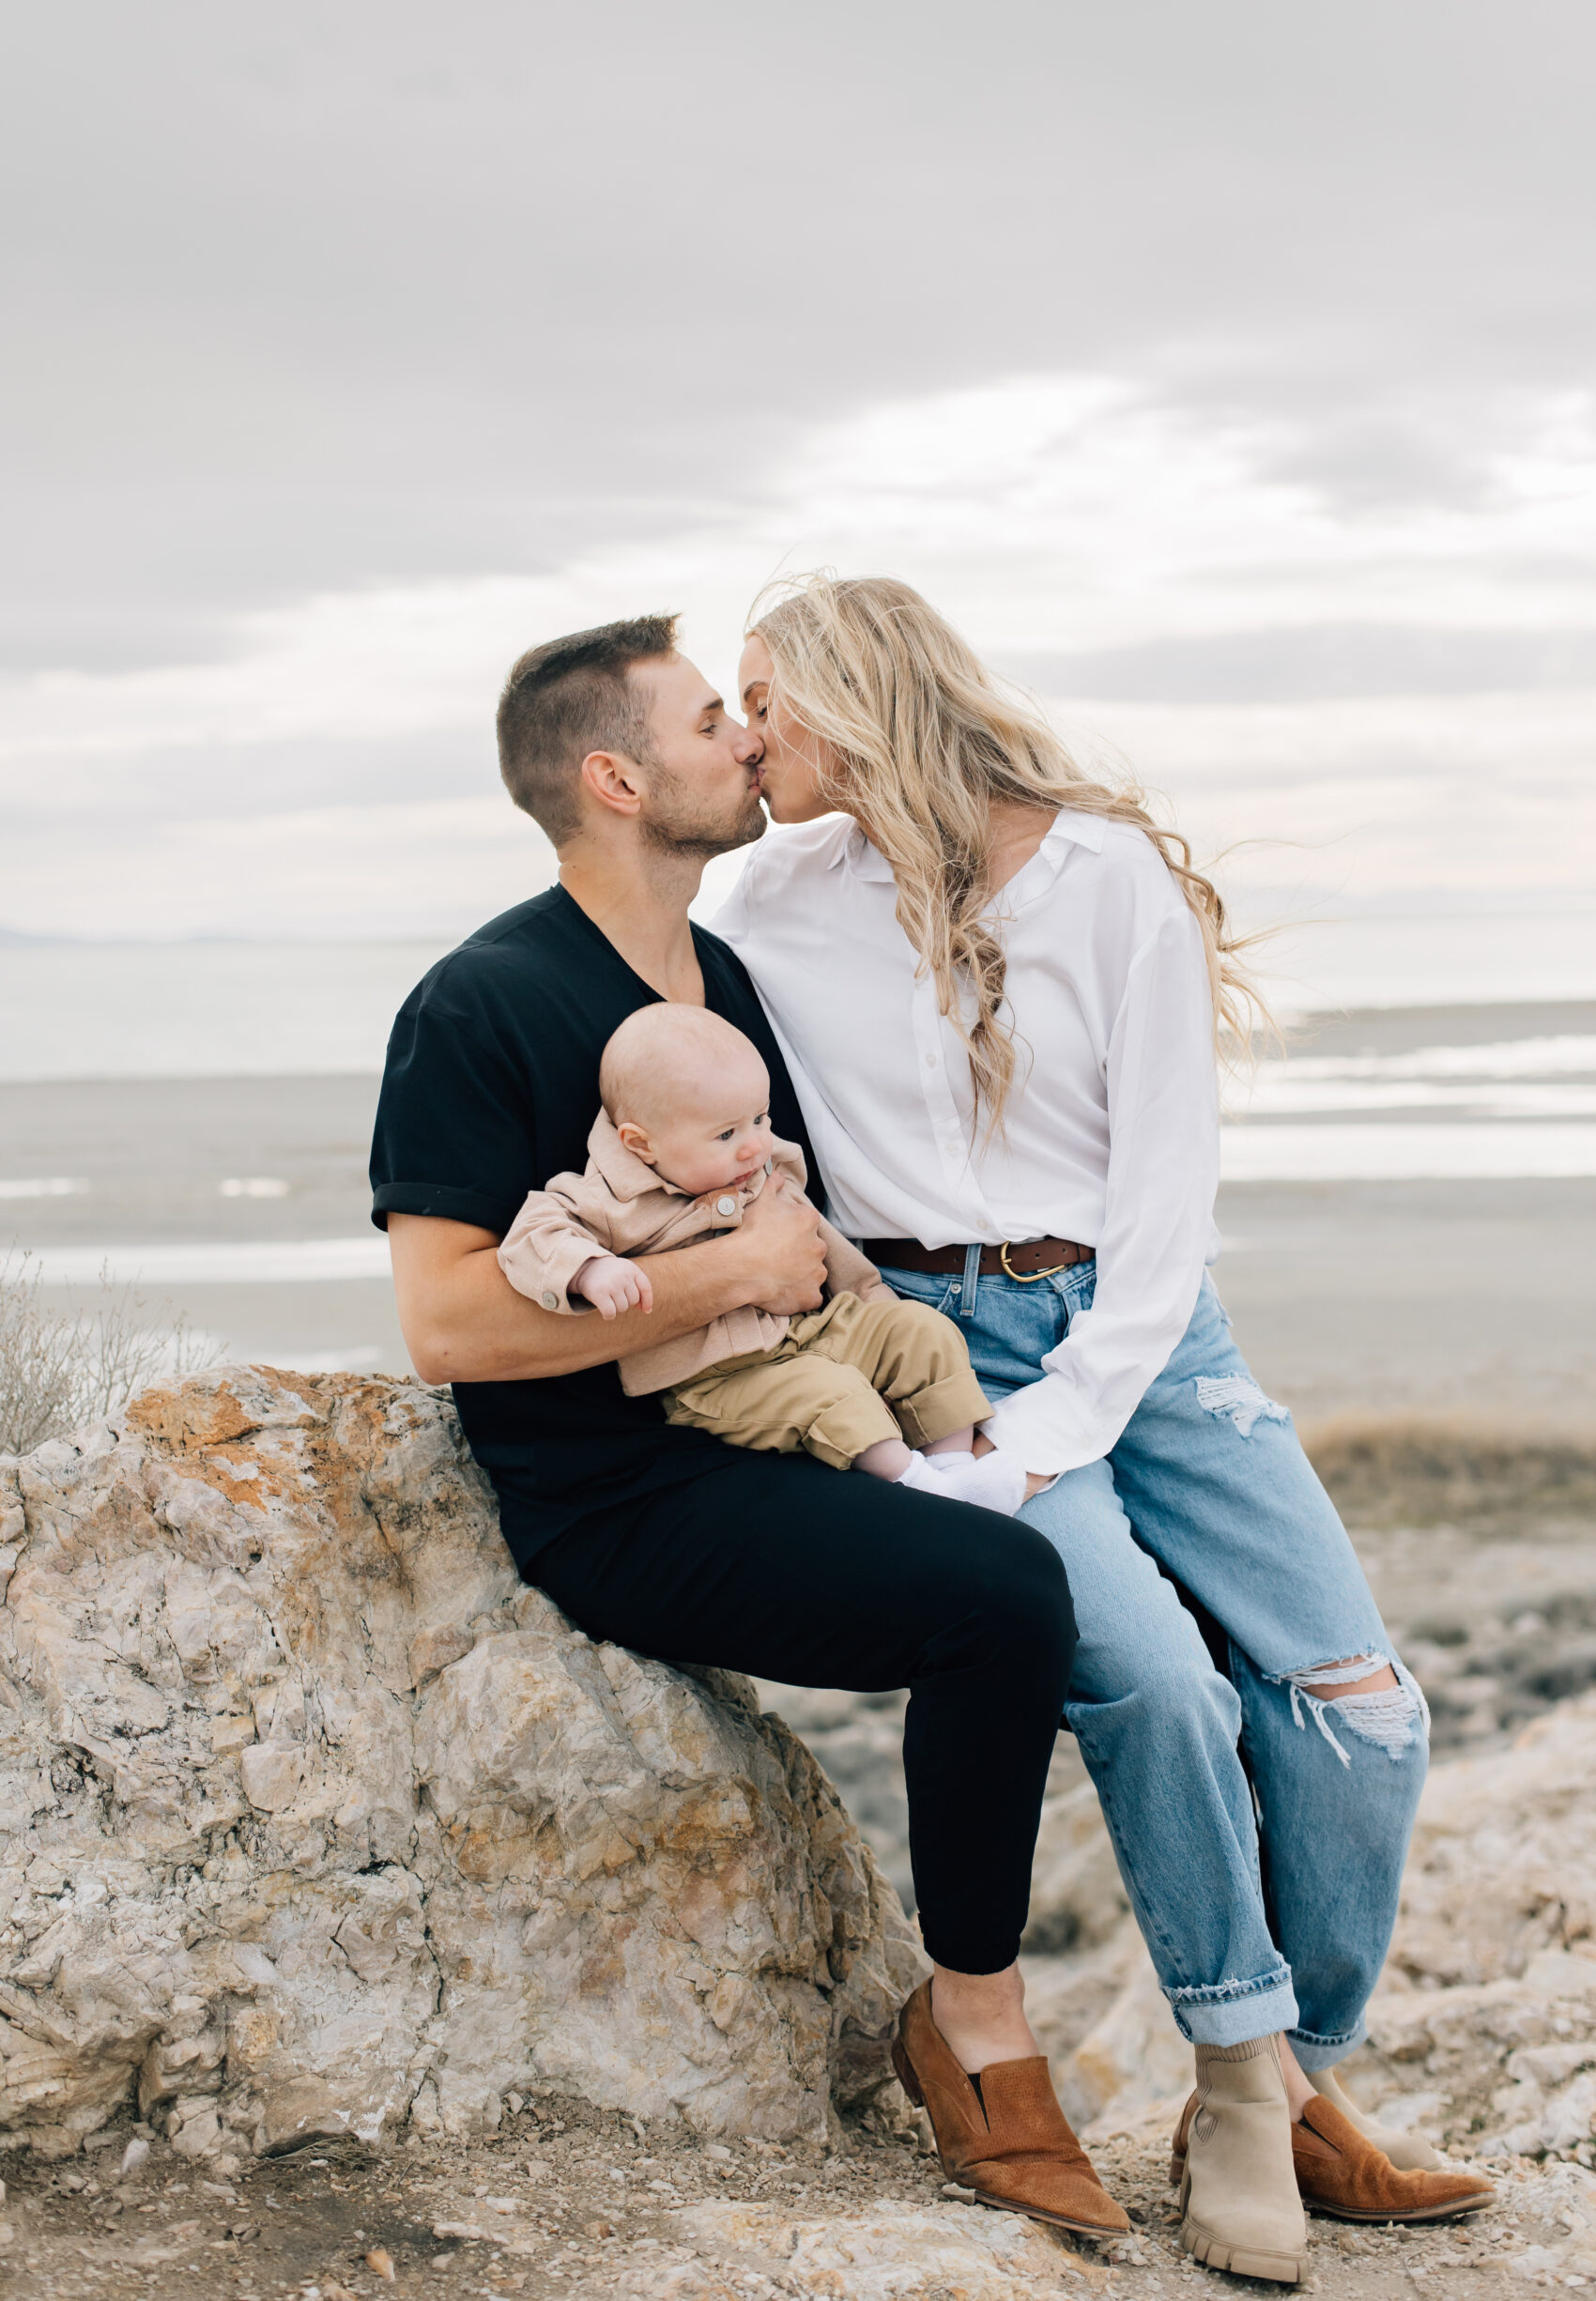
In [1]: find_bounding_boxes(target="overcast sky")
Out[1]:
[4,0,1594,940]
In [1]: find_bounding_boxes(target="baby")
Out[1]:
[498,1004,1026,1512]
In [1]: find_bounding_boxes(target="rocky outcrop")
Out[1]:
[1370,1688,1596,2159]
[0,1368,923,2163]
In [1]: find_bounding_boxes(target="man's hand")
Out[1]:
[731,1174,828,1315]
[572,1252,654,1320]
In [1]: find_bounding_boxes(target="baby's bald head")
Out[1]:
[599,1005,775,1196]
[600,1005,763,1125]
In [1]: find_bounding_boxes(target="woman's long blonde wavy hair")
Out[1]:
[749,573,1268,1136]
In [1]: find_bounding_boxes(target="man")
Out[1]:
[371,616,1124,2235]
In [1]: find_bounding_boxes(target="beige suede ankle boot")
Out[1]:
[1308,2066,1442,2171]
[1174,2037,1309,2284]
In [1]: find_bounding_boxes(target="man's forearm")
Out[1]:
[396,1228,759,1386]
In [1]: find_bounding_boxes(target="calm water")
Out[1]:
[2,914,1596,1250]
[0,939,454,1082]
[3,901,1596,1085]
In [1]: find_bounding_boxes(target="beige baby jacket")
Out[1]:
[497,1112,891,1396]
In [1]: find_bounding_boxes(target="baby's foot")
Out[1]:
[897,1447,1028,1516]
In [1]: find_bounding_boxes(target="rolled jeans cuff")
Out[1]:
[1286,2018,1368,2074]
[1166,1970,1300,2047]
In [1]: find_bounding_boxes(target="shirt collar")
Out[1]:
[835,823,896,882]
[833,806,1107,883]
[587,1111,682,1201]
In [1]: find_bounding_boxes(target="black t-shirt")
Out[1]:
[369,884,817,1569]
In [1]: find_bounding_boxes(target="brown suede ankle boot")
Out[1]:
[1308,2066,1443,2171]
[891,1980,1128,2237]
[1291,2095,1496,2221]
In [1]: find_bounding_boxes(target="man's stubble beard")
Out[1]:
[638,774,768,865]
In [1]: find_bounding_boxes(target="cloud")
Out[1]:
[7,1,1596,678]
[4,363,1596,937]
[1045,690,1596,903]
[773,376,1596,649]
[999,627,1596,704]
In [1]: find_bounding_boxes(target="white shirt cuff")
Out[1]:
[981,1377,1108,1478]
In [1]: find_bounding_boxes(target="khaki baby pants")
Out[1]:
[662,1291,993,1471]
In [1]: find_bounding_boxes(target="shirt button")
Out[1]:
[925,1051,938,1067]
[540,1290,559,1310]
[715,1194,737,1216]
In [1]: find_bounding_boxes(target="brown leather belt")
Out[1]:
[863,1236,1096,1282]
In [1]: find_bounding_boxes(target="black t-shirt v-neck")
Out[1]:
[369,884,817,1567]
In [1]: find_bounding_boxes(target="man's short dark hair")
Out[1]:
[496,614,679,845]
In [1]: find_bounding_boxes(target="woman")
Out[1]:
[718,575,1494,2283]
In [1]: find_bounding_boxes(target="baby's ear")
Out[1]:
[616,1121,656,1164]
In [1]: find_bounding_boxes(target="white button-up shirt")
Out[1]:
[714,809,1220,1475]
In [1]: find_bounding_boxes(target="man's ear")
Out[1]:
[616,1120,656,1163]
[579,749,645,821]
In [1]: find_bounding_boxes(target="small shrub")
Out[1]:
[0,1250,220,1458]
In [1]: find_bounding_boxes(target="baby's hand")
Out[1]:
[571,1253,654,1320]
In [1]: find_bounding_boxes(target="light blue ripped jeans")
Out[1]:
[882,1257,1428,2068]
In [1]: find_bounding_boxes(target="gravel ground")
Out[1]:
[0,2077,1569,2300]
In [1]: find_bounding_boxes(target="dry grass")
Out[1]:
[1303,1410,1596,1527]
[0,1250,219,1457]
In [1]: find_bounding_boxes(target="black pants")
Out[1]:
[532,1445,1077,1974]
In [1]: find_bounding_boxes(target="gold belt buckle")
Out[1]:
[999,1240,1072,1283]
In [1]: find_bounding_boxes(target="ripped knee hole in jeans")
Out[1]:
[1269,1655,1431,1765]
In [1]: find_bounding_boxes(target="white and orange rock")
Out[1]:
[0,1367,924,2161]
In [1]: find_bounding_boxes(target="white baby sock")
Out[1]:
[896,1446,1028,1516]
